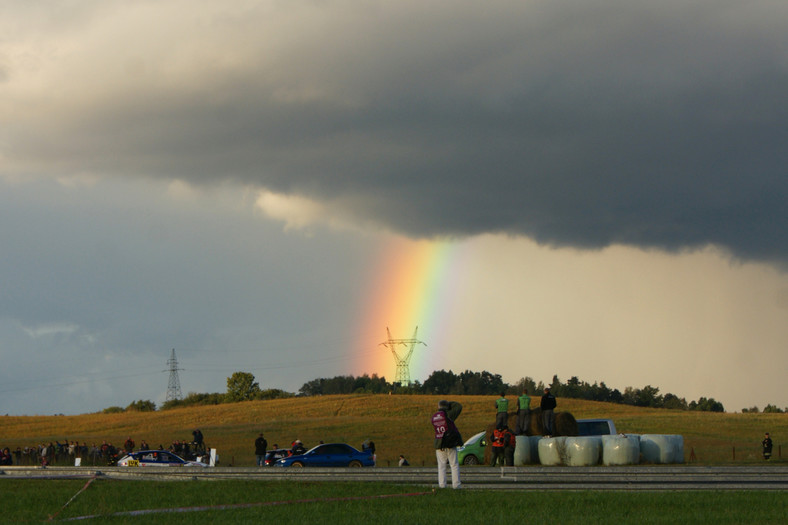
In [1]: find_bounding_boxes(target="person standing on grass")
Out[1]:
[495,392,509,429]
[192,429,204,449]
[503,426,516,466]
[432,399,463,489]
[516,388,531,435]
[540,387,557,436]
[762,432,773,460]
[489,425,506,467]
[362,439,377,465]
[255,433,268,466]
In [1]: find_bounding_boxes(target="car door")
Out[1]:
[157,451,184,466]
[308,444,349,466]
[306,445,333,466]
[325,444,355,466]
[138,451,160,466]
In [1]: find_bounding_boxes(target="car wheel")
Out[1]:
[462,455,479,465]
[348,460,362,467]
[291,461,304,467]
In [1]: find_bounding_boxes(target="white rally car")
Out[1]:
[116,449,209,467]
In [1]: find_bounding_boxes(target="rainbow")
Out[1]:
[355,237,465,383]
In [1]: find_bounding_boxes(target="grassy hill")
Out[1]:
[2,395,785,466]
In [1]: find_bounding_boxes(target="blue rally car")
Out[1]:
[274,443,374,467]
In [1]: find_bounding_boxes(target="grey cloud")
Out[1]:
[4,1,787,265]
[0,178,375,414]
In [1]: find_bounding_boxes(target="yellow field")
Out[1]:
[1,395,785,466]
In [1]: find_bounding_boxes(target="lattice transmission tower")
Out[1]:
[164,348,183,402]
[379,327,426,386]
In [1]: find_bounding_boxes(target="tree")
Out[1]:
[662,393,688,410]
[322,375,356,394]
[513,376,539,396]
[258,389,294,400]
[353,374,390,393]
[549,375,562,396]
[622,387,638,406]
[226,371,261,402]
[636,385,662,408]
[690,397,725,412]
[126,399,156,412]
[455,370,506,395]
[299,378,324,396]
[422,370,459,395]
[607,387,623,404]
[588,381,612,402]
[564,376,582,398]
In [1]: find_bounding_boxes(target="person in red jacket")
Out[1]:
[490,426,506,467]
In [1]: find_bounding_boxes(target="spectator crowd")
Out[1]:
[0,432,206,467]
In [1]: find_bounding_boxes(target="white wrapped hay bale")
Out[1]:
[665,435,684,463]
[640,434,684,464]
[602,434,640,465]
[537,436,567,466]
[565,436,602,466]
[513,435,531,465]
[529,436,541,462]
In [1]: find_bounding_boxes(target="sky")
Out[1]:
[1,1,786,416]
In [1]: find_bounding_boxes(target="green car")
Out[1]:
[457,431,487,465]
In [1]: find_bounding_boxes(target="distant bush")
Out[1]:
[102,406,124,414]
[160,392,225,410]
[689,397,725,412]
[257,388,294,400]
[126,399,156,412]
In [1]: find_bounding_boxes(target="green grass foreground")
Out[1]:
[5,479,787,524]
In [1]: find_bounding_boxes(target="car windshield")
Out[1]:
[462,431,485,447]
[577,420,612,436]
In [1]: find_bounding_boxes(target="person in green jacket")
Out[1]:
[495,392,509,429]
[516,388,531,435]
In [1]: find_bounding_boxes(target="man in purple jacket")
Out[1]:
[431,399,463,489]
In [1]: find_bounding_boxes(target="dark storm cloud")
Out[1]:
[4,1,787,264]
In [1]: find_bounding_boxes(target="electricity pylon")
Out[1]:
[379,327,426,386]
[164,348,183,402]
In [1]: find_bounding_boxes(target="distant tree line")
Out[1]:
[525,374,727,413]
[156,372,294,411]
[102,399,158,414]
[298,374,392,396]
[299,371,727,412]
[108,369,787,414]
[742,404,786,414]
